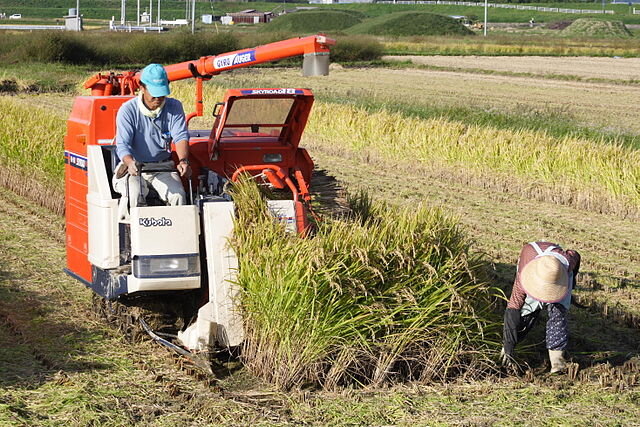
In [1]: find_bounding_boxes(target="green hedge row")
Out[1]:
[0,31,382,66]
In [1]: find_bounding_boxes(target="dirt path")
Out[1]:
[384,55,640,81]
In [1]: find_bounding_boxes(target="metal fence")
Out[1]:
[378,1,616,14]
[0,24,66,30]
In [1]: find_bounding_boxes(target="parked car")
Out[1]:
[9,13,22,19]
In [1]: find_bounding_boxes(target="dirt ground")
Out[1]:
[383,55,640,81]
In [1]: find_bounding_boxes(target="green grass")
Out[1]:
[332,2,640,25]
[4,0,640,27]
[347,11,474,36]
[261,10,363,33]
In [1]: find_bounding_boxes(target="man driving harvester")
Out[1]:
[113,63,190,211]
[501,241,581,374]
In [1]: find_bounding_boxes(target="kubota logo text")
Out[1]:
[139,217,172,227]
[213,50,256,69]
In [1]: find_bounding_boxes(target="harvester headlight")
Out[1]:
[263,153,282,163]
[133,254,200,279]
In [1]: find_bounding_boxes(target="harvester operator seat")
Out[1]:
[111,159,187,221]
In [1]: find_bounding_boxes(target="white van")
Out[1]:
[9,13,22,19]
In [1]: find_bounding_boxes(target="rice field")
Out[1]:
[170,76,640,217]
[0,56,639,422]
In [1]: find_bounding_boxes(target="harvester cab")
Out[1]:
[63,35,334,356]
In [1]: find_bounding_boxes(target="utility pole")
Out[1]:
[157,0,161,26]
[191,0,196,34]
[150,0,153,25]
[137,0,140,25]
[483,0,488,36]
[121,0,126,25]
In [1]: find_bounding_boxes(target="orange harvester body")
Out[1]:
[64,34,334,285]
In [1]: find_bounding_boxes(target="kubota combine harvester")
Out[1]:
[64,35,335,359]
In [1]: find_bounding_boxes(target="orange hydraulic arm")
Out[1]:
[84,34,335,97]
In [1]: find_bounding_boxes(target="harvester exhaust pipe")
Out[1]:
[303,52,330,77]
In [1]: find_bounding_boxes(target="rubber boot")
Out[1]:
[549,349,567,374]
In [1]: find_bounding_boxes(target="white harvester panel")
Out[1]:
[178,201,244,350]
[267,200,298,233]
[128,205,201,292]
[86,145,119,269]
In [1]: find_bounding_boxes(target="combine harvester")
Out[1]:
[64,35,335,366]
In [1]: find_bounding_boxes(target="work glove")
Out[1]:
[127,161,139,176]
[500,347,522,375]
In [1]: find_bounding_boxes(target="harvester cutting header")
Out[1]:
[64,34,335,359]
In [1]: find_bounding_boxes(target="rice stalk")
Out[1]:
[231,179,501,390]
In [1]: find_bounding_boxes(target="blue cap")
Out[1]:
[140,63,170,97]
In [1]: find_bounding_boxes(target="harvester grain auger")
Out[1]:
[64,35,335,364]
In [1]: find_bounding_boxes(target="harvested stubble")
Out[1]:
[382,37,640,57]
[231,180,501,390]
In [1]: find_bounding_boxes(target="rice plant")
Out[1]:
[303,101,640,212]
[231,179,501,390]
[0,97,65,213]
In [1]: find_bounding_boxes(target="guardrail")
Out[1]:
[378,1,616,14]
[109,21,165,32]
[0,24,66,30]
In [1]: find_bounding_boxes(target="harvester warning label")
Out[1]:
[241,89,304,95]
[64,151,87,171]
[213,50,256,69]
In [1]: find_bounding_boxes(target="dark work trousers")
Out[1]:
[503,302,569,354]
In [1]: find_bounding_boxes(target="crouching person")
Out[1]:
[113,63,190,210]
[501,241,581,374]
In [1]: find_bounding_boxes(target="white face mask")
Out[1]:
[138,92,165,119]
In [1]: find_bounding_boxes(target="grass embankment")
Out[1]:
[5,0,640,25]
[347,11,473,36]
[232,180,499,389]
[262,9,364,33]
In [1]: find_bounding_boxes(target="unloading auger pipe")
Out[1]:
[83,34,335,96]
[163,34,334,80]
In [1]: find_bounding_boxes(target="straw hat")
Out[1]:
[520,255,569,303]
